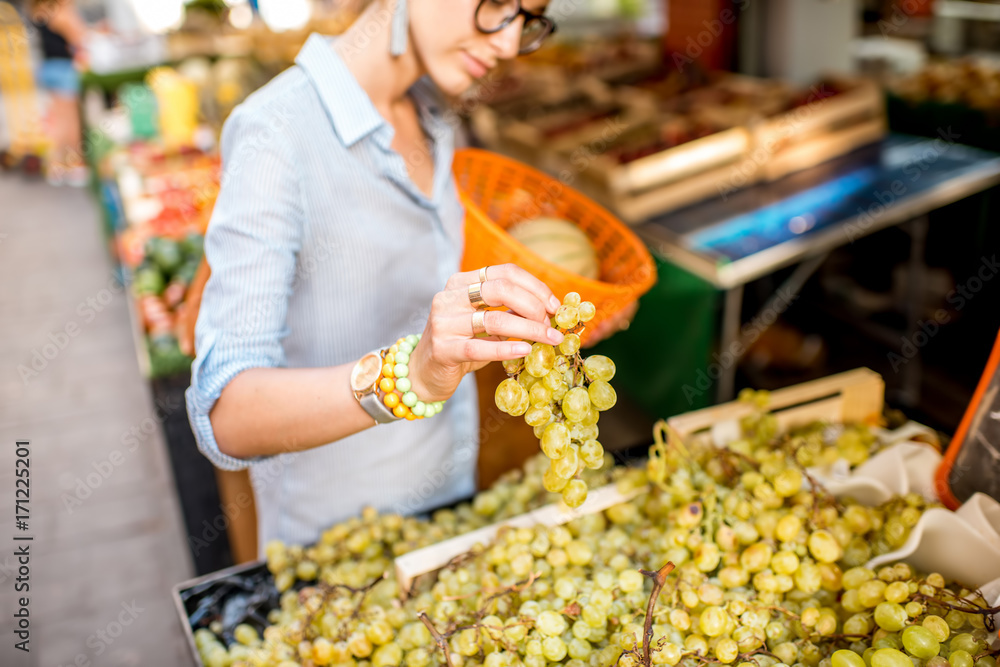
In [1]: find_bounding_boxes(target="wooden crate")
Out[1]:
[761,115,887,182]
[753,78,887,182]
[669,367,885,442]
[500,109,657,171]
[562,123,753,224]
[173,560,268,667]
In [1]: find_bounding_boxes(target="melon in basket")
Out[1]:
[507,217,600,280]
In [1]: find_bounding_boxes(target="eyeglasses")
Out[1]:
[475,0,557,55]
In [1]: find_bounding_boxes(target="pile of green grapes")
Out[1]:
[194,392,999,667]
[494,292,618,508]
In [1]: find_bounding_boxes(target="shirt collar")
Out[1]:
[295,33,387,147]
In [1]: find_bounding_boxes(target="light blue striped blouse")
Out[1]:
[186,33,479,554]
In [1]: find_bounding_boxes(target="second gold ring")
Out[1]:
[471,310,488,336]
[468,281,486,309]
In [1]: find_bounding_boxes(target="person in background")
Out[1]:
[29,0,88,186]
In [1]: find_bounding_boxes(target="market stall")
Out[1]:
[12,0,1000,665]
[46,0,1000,637]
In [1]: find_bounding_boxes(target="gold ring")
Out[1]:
[480,266,489,282]
[468,282,486,309]
[472,310,488,336]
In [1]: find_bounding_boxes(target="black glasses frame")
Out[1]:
[474,0,557,55]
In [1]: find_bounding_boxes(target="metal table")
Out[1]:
[633,133,1000,403]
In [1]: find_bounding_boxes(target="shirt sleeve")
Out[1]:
[186,102,304,471]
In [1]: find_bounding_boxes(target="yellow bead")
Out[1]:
[379,378,395,393]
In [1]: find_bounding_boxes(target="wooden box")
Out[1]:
[556,119,753,223]
[479,73,886,223]
[752,78,887,182]
[173,560,268,667]
[494,85,656,169]
[669,367,885,441]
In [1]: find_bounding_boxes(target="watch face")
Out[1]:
[351,353,382,393]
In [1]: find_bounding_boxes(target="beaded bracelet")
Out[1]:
[376,334,446,421]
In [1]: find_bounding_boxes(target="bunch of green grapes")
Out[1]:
[734,389,885,469]
[260,453,624,594]
[828,566,997,667]
[220,466,965,667]
[494,292,618,508]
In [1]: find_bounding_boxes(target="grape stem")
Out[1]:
[438,570,537,603]
[638,561,676,667]
[785,442,843,523]
[474,571,540,619]
[974,648,1000,661]
[301,573,385,642]
[913,592,1000,631]
[760,605,801,620]
[418,612,456,667]
[419,572,542,665]
[679,647,776,666]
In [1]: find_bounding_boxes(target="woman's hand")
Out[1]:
[407,264,564,402]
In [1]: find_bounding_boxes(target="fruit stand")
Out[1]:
[111,146,217,378]
[63,16,1000,644]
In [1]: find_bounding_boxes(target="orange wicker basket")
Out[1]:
[454,149,657,341]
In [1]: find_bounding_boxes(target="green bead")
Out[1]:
[412,402,426,416]
[393,363,409,378]
[402,392,417,407]
[436,402,445,412]
[395,351,410,365]
[399,341,414,354]
[406,334,419,347]
[395,378,411,393]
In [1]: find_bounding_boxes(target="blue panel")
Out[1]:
[644,134,1000,264]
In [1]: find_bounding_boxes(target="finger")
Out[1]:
[479,278,549,323]
[447,310,564,345]
[492,263,562,314]
[449,263,560,313]
[456,338,535,363]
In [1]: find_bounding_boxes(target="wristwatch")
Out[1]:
[351,350,399,425]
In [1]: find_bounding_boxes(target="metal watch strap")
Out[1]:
[359,389,399,425]
[352,349,400,425]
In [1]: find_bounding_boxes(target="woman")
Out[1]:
[188,0,578,554]
[29,0,88,186]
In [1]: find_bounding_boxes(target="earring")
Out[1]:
[390,0,408,56]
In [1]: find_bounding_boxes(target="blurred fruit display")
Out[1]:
[468,54,885,222]
[112,148,219,378]
[888,59,1000,152]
